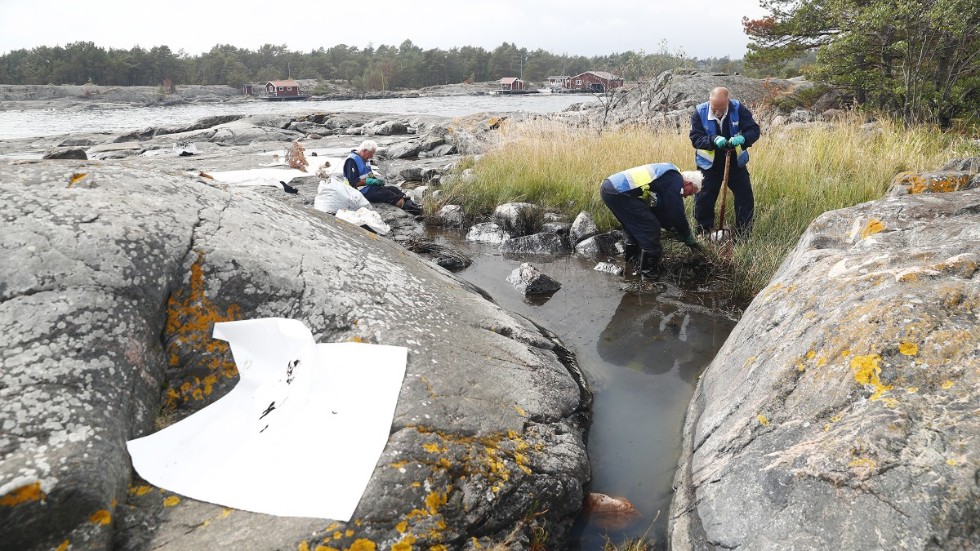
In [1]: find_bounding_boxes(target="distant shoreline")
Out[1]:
[0,81,515,111]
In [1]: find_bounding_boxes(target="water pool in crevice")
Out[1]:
[436,232,738,548]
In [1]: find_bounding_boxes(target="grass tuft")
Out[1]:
[441,114,977,303]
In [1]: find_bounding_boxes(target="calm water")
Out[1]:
[438,234,736,548]
[0,94,594,140]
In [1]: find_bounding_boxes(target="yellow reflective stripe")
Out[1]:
[626,166,654,187]
[696,149,714,162]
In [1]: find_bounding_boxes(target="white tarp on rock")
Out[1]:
[127,318,407,521]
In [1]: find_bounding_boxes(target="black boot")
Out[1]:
[401,199,423,215]
[638,250,662,277]
[623,242,640,265]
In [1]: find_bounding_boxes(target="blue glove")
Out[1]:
[729,135,745,147]
[713,136,728,149]
[364,177,383,186]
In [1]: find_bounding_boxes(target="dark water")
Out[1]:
[439,233,736,548]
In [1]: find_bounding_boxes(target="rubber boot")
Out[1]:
[639,250,662,277]
[623,242,640,265]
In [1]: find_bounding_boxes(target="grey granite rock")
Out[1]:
[507,263,562,296]
[670,186,980,550]
[0,161,591,551]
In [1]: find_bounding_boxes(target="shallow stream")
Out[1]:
[437,232,737,548]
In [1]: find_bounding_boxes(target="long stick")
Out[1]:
[717,149,732,233]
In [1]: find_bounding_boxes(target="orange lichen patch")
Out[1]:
[757,415,770,427]
[906,172,970,194]
[391,534,417,551]
[396,520,409,533]
[89,509,112,525]
[425,492,447,515]
[162,252,242,411]
[299,542,311,551]
[899,342,919,356]
[67,172,88,188]
[1,482,45,506]
[333,531,342,540]
[129,484,153,497]
[162,496,181,507]
[860,218,885,238]
[347,540,377,551]
[850,354,893,401]
[56,541,70,551]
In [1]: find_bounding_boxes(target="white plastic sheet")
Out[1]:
[335,207,391,235]
[127,318,407,521]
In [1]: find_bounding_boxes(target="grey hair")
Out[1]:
[357,140,378,153]
[681,170,703,193]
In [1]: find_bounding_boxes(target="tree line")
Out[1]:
[744,0,979,128]
[0,40,748,90]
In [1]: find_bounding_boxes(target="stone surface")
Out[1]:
[593,262,624,276]
[888,169,978,197]
[569,211,599,245]
[494,202,541,236]
[541,222,572,237]
[670,186,980,550]
[0,161,591,550]
[574,232,624,259]
[465,222,509,244]
[506,263,562,296]
[434,204,464,227]
[42,148,88,160]
[501,232,569,256]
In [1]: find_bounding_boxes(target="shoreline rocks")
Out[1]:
[670,166,980,549]
[0,161,592,550]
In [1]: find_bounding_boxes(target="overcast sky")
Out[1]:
[0,0,767,59]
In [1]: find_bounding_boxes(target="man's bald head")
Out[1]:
[710,87,730,112]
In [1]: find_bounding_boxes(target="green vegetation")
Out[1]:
[744,0,980,128]
[440,115,977,303]
[0,40,742,90]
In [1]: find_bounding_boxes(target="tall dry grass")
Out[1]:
[441,114,977,303]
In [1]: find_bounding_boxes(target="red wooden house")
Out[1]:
[499,77,526,91]
[265,80,301,97]
[567,71,624,93]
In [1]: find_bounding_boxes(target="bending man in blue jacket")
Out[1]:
[600,163,702,275]
[689,87,760,237]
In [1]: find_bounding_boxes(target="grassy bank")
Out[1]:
[440,115,977,303]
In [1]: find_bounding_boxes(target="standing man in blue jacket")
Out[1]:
[689,87,760,237]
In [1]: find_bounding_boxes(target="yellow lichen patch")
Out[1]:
[162,252,242,411]
[396,521,409,534]
[941,380,954,389]
[757,415,770,427]
[345,530,354,538]
[56,541,70,551]
[425,492,447,515]
[882,397,899,408]
[848,457,876,470]
[129,484,153,497]
[333,531,342,540]
[514,405,527,416]
[946,458,957,466]
[806,350,816,360]
[429,546,449,551]
[906,386,919,393]
[815,356,828,368]
[347,540,377,551]
[162,496,181,507]
[0,481,44,506]
[850,354,893,401]
[410,481,421,488]
[314,546,340,551]
[898,342,919,356]
[860,218,885,238]
[299,542,311,551]
[796,362,806,372]
[89,509,112,525]
[422,443,443,454]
